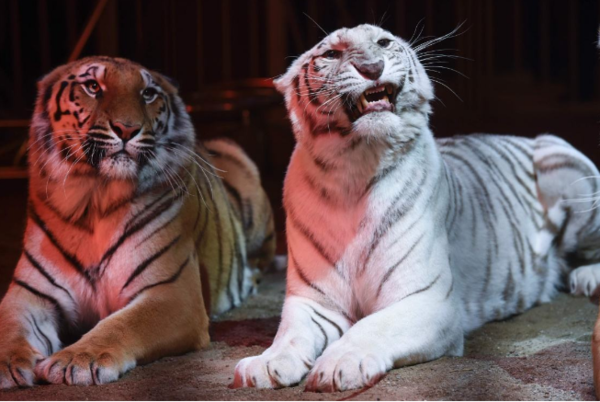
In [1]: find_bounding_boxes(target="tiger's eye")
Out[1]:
[323,50,342,60]
[377,38,392,48]
[142,87,158,103]
[84,80,101,95]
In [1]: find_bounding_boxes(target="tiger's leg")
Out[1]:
[233,295,351,388]
[534,135,600,296]
[35,259,209,386]
[570,264,600,300]
[0,256,63,388]
[305,274,462,392]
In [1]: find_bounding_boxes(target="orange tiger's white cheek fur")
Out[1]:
[234,24,600,392]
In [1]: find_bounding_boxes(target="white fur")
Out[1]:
[234,24,600,392]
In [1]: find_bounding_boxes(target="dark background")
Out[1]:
[1,0,600,295]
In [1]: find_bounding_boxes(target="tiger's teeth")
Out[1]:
[383,95,389,103]
[386,85,393,95]
[357,100,363,113]
[360,94,369,108]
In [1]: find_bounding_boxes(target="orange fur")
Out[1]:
[0,57,274,388]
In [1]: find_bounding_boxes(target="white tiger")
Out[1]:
[233,24,600,392]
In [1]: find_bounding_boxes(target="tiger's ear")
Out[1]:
[161,74,180,91]
[273,72,291,95]
[152,71,179,93]
[273,53,310,95]
[35,63,71,106]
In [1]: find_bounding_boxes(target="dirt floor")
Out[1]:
[0,179,599,400]
[0,269,597,401]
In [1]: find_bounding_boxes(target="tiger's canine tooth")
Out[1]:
[360,94,369,108]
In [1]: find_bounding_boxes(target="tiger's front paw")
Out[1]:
[233,342,313,389]
[0,342,42,389]
[305,340,389,392]
[570,264,600,301]
[35,344,135,386]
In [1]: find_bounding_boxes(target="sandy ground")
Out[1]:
[0,270,598,401]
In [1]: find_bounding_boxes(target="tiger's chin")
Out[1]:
[99,153,139,180]
[352,111,412,142]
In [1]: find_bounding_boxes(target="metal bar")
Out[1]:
[0,120,29,128]
[539,1,550,82]
[68,0,110,62]
[426,0,434,37]
[9,0,23,110]
[0,168,28,180]
[196,0,204,87]
[284,1,305,55]
[394,0,406,39]
[568,0,578,101]
[266,0,285,77]
[66,0,77,51]
[249,0,260,77]
[512,0,522,71]
[38,0,51,72]
[135,0,144,61]
[221,0,232,81]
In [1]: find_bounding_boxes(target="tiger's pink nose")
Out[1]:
[354,60,385,81]
[110,121,141,140]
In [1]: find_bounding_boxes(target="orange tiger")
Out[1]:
[0,56,275,388]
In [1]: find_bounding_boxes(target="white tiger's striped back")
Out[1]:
[438,134,596,332]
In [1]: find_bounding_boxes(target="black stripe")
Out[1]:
[220,178,247,304]
[53,81,70,122]
[121,235,181,290]
[204,148,255,180]
[14,279,67,325]
[28,204,93,286]
[135,213,178,247]
[310,307,343,338]
[303,172,333,203]
[242,200,254,232]
[24,250,74,302]
[444,278,454,300]
[7,362,19,386]
[124,191,172,232]
[100,192,182,272]
[463,139,529,214]
[367,167,427,264]
[290,249,326,295]
[400,273,441,303]
[303,63,321,106]
[311,317,328,353]
[32,314,54,355]
[377,233,425,296]
[35,193,94,234]
[293,75,301,101]
[128,257,189,302]
[222,180,243,218]
[287,207,336,266]
[25,315,52,356]
[208,180,226,296]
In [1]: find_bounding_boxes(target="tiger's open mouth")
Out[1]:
[346,84,399,121]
